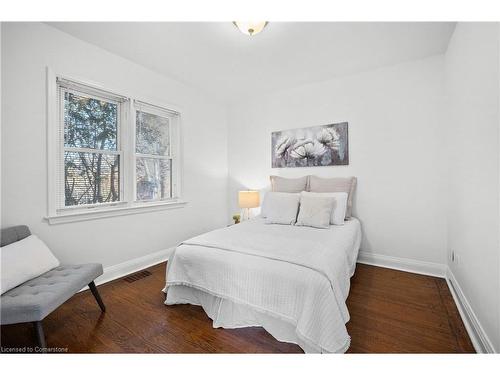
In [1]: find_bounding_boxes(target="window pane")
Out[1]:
[136,111,170,156]
[136,158,171,201]
[64,91,118,150]
[64,152,120,206]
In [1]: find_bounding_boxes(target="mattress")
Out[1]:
[164,217,361,353]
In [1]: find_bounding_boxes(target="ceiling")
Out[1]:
[48,22,455,103]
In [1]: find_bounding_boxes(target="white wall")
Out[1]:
[1,23,228,268]
[445,23,500,352]
[227,56,447,266]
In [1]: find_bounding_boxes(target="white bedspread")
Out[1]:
[164,217,361,353]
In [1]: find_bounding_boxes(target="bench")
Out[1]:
[1,225,106,348]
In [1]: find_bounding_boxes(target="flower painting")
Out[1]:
[271,122,348,168]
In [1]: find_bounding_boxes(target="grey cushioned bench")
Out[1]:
[1,225,106,348]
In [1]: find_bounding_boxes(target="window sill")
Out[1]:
[45,200,188,225]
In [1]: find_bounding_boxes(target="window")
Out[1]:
[47,72,183,223]
[62,85,123,207]
[135,102,174,201]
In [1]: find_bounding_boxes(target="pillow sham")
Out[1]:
[262,192,301,225]
[308,176,357,218]
[296,196,335,229]
[270,175,308,193]
[301,191,348,225]
[1,234,60,294]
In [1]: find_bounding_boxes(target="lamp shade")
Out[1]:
[233,22,268,36]
[238,191,260,208]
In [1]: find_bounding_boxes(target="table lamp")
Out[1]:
[238,190,260,220]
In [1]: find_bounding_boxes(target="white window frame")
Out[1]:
[133,100,180,202]
[57,80,126,211]
[46,68,186,224]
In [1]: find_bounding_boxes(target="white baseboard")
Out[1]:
[357,251,446,277]
[445,267,496,353]
[81,247,174,290]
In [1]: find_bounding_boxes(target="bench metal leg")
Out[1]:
[88,281,106,312]
[33,321,46,349]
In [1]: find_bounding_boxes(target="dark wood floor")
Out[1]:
[0,263,475,353]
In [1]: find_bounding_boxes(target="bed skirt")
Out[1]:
[164,284,349,353]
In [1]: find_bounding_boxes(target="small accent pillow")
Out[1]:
[270,175,308,193]
[301,191,348,225]
[263,192,301,225]
[308,176,357,218]
[296,196,335,229]
[1,235,60,294]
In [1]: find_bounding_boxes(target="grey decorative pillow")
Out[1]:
[296,196,335,229]
[308,176,357,218]
[270,175,308,193]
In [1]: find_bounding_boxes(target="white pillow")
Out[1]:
[300,191,348,225]
[1,235,60,294]
[262,192,301,225]
[296,196,335,229]
[261,191,299,218]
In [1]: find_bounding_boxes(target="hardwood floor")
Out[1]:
[0,263,475,353]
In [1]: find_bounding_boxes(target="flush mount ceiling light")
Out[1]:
[233,21,268,36]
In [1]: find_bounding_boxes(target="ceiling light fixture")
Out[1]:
[233,21,268,36]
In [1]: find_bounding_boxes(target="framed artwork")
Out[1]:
[271,122,349,168]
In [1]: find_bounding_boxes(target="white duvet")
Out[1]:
[164,217,361,353]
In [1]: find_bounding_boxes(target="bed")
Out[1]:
[163,216,361,353]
